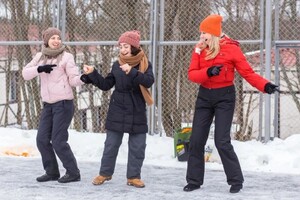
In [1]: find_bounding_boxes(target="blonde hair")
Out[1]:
[205,35,220,60]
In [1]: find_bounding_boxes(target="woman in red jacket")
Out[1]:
[184,14,278,193]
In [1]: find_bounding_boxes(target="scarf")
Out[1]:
[118,49,154,106]
[39,44,66,64]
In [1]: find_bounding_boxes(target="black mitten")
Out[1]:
[207,65,223,77]
[80,74,93,84]
[264,82,279,94]
[37,64,57,73]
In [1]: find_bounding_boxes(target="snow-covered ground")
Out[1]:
[0,127,300,199]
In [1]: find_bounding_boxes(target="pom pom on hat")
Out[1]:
[199,14,223,37]
[118,30,140,48]
[42,27,61,45]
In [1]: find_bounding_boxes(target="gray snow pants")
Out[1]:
[99,130,146,179]
[36,100,79,176]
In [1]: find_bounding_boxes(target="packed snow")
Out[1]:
[0,127,299,200]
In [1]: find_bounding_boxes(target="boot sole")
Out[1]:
[230,189,242,193]
[92,177,112,185]
[36,177,60,182]
[58,178,81,183]
[127,182,145,188]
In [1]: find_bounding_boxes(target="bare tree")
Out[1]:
[279,0,300,124]
[6,0,34,127]
[161,0,211,137]
[64,0,150,132]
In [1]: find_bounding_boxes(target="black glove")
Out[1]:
[80,74,93,84]
[37,64,57,73]
[264,82,279,94]
[207,65,223,77]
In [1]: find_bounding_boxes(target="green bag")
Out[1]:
[174,127,192,161]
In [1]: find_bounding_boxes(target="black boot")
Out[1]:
[58,172,81,183]
[229,184,243,193]
[183,183,200,192]
[36,174,60,182]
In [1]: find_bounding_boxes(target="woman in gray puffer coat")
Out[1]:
[81,30,154,188]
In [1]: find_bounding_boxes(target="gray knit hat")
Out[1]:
[42,27,61,45]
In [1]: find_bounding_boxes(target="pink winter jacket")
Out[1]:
[22,51,84,104]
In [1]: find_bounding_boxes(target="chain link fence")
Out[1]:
[0,0,299,141]
[273,0,300,139]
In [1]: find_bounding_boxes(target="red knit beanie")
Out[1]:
[199,14,222,37]
[42,27,61,45]
[118,30,140,48]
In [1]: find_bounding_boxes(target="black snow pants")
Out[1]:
[186,85,244,186]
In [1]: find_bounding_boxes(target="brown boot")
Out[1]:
[92,175,112,185]
[127,178,145,188]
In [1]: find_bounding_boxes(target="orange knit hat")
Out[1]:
[199,14,223,37]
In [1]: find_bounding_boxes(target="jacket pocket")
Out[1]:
[224,66,234,82]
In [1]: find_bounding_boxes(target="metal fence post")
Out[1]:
[264,0,272,142]
[274,0,280,138]
[258,0,265,141]
[157,0,165,136]
[148,0,158,135]
[60,0,67,42]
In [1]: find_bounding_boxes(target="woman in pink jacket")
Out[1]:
[22,27,85,183]
[184,15,278,193]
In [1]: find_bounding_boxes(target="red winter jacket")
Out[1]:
[188,37,269,92]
